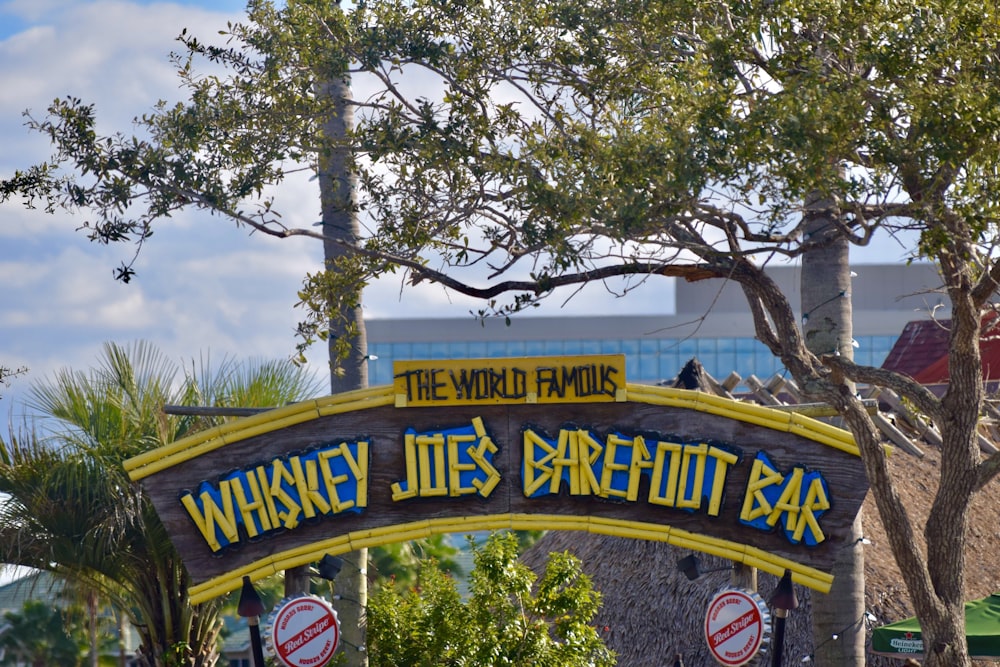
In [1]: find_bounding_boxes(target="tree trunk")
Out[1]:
[915,254,982,667]
[118,612,128,667]
[315,51,369,667]
[87,590,99,667]
[800,192,866,667]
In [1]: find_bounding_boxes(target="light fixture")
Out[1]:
[676,554,732,581]
[314,554,344,581]
[769,569,799,611]
[237,576,267,667]
[768,569,799,667]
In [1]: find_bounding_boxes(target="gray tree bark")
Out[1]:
[800,192,866,667]
[317,65,369,667]
[284,33,369,667]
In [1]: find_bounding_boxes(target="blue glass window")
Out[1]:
[621,352,638,379]
[507,341,526,356]
[365,331,904,390]
[678,339,697,359]
[637,354,659,381]
[659,350,680,377]
[390,342,412,359]
[525,340,545,356]
[640,338,658,354]
[544,340,564,355]
[369,356,392,385]
[486,342,507,357]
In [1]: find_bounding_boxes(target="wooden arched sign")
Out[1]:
[124,355,868,604]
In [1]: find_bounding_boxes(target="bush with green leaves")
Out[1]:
[367,532,614,667]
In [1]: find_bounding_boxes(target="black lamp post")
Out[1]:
[237,576,267,667]
[768,569,799,667]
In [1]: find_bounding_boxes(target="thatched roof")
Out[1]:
[521,361,1000,666]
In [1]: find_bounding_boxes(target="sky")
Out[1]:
[0,0,918,416]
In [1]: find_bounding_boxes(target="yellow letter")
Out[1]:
[575,429,603,496]
[648,441,683,507]
[180,480,239,552]
[229,472,272,538]
[600,434,629,499]
[792,476,830,544]
[766,467,804,531]
[739,456,784,523]
[268,460,303,529]
[549,429,578,495]
[468,417,501,498]
[391,432,420,501]
[447,432,478,496]
[416,433,448,497]
[523,428,557,497]
[705,446,739,516]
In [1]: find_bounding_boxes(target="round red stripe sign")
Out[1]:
[704,588,769,666]
[267,595,340,667]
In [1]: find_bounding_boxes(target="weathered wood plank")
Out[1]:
[138,400,869,586]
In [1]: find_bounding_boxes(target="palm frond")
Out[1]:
[0,340,307,666]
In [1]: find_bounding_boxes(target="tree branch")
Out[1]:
[821,355,943,422]
[409,262,722,300]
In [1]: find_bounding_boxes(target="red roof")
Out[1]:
[882,312,1000,384]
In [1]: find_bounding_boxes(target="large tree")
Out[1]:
[5,1,1000,665]
[0,341,321,666]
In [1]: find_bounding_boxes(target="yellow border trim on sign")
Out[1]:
[123,380,862,603]
[124,382,861,482]
[185,513,834,604]
[124,386,395,481]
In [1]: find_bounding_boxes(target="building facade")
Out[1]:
[367,263,945,387]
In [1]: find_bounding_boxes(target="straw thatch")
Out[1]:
[520,360,1000,666]
[521,531,808,665]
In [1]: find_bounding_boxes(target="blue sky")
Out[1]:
[1,1,325,411]
[0,0,247,40]
[0,1,917,415]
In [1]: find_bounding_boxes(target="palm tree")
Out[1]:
[0,599,87,667]
[0,341,322,667]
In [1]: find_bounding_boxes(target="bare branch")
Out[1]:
[821,355,943,422]
[409,261,722,299]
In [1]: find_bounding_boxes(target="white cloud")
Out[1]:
[0,1,248,175]
[0,1,327,413]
